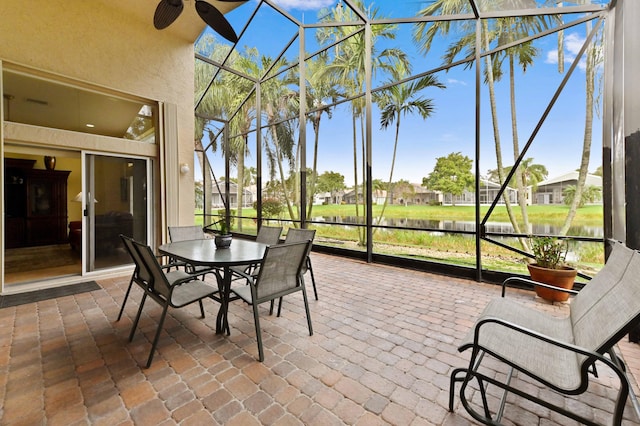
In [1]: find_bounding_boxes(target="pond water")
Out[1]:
[312,216,603,238]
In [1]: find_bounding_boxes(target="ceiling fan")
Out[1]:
[153,0,245,43]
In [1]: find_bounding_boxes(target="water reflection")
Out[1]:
[312,216,603,238]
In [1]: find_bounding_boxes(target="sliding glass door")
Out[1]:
[83,153,150,272]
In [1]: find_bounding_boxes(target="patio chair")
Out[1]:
[284,228,318,300]
[117,234,188,321]
[127,238,222,368]
[230,225,283,280]
[168,225,216,278]
[231,240,313,362]
[449,240,640,425]
[269,228,317,316]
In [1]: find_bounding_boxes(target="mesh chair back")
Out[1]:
[254,241,308,301]
[132,240,172,299]
[121,235,153,285]
[284,228,315,273]
[256,226,283,245]
[571,241,640,354]
[169,226,205,242]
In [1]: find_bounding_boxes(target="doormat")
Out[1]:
[0,281,100,308]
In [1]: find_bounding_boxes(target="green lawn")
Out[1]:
[196,204,605,271]
[306,204,603,227]
[199,204,603,227]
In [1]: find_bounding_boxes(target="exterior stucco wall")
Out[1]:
[0,0,197,226]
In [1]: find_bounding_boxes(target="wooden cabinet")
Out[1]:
[4,159,70,248]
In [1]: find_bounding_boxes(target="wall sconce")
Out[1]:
[180,163,190,175]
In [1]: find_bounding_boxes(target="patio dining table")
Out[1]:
[158,238,267,334]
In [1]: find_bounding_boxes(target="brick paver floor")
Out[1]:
[1,252,640,425]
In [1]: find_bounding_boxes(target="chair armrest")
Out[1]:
[232,268,255,284]
[501,276,579,298]
[469,316,628,391]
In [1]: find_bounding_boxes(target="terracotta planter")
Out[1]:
[527,263,577,302]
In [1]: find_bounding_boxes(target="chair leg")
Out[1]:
[252,302,264,362]
[269,300,275,315]
[276,297,284,317]
[129,293,147,342]
[301,284,313,336]
[198,300,205,318]
[117,277,135,321]
[308,258,318,300]
[146,303,170,368]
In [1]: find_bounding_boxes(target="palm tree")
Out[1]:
[373,65,444,230]
[317,0,409,245]
[493,17,552,237]
[487,158,548,191]
[304,53,342,222]
[194,35,237,226]
[563,184,602,208]
[414,1,556,249]
[559,21,603,235]
[260,55,300,223]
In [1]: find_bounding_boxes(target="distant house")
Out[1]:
[393,184,441,205]
[532,172,602,205]
[343,188,365,204]
[210,179,255,208]
[313,190,344,205]
[344,184,441,205]
[441,179,517,205]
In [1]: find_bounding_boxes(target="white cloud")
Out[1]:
[447,78,467,86]
[270,0,336,10]
[544,32,587,71]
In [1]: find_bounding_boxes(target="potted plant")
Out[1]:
[213,218,232,249]
[527,236,577,302]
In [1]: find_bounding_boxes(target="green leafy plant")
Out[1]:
[530,236,569,269]
[214,210,235,235]
[217,219,230,235]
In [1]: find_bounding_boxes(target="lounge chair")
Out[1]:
[449,240,640,425]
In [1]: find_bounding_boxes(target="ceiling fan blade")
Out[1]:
[154,0,184,30]
[195,0,239,43]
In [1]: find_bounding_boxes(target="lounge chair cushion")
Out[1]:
[460,297,580,390]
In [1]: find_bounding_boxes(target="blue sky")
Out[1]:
[200,0,602,187]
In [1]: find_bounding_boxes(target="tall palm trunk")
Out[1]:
[560,28,595,235]
[359,113,367,245]
[374,112,401,233]
[352,113,360,240]
[482,21,525,246]
[306,112,322,221]
[236,136,246,231]
[195,140,213,227]
[270,121,297,222]
[509,53,530,236]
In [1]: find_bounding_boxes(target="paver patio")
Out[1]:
[1,252,639,425]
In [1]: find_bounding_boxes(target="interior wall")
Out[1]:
[3,149,82,222]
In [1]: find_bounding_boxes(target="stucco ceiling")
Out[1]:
[2,1,247,139]
[97,0,243,42]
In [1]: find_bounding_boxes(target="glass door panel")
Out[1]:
[84,153,148,272]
